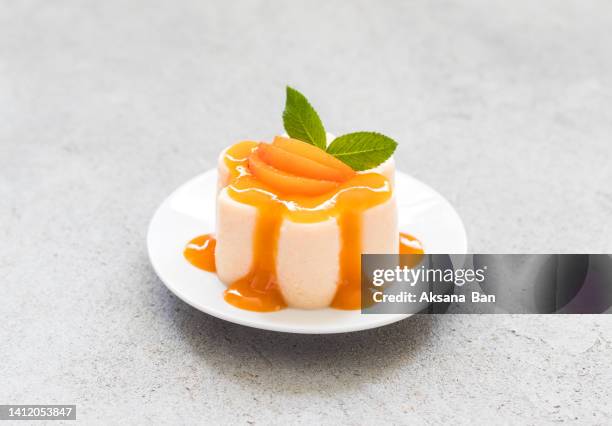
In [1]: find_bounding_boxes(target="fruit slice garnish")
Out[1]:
[272,136,355,180]
[248,151,339,196]
[258,143,346,182]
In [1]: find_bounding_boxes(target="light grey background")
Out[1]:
[2,0,612,424]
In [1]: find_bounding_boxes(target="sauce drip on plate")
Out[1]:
[184,234,217,272]
[399,232,425,268]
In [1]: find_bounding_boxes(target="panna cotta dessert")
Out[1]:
[183,86,420,312]
[215,136,398,311]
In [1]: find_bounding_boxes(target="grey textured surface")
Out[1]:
[1,0,612,424]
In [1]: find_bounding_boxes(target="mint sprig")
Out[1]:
[282,86,398,171]
[326,132,397,171]
[282,86,327,149]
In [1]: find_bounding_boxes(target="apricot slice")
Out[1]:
[248,152,339,196]
[272,136,355,180]
[258,143,346,182]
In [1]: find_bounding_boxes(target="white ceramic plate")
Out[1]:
[147,169,467,334]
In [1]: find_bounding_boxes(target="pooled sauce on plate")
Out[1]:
[184,140,423,312]
[184,234,217,272]
[399,232,424,268]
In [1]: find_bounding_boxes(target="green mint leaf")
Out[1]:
[326,132,397,171]
[282,86,327,149]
